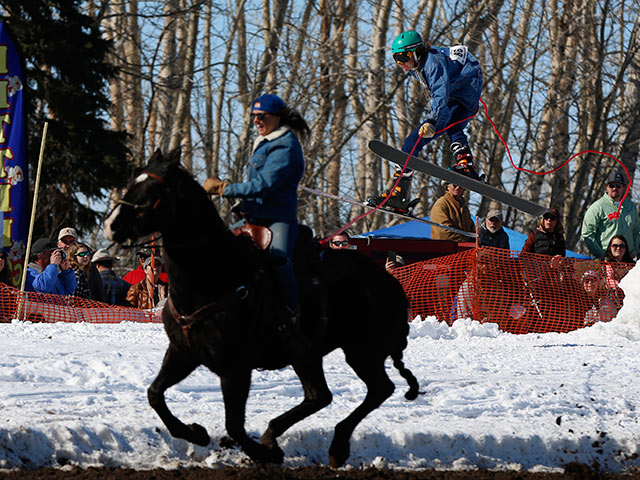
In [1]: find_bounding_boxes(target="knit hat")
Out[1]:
[252,94,286,114]
[607,169,627,186]
[582,270,600,281]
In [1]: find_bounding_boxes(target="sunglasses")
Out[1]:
[607,183,623,189]
[76,251,92,257]
[543,214,558,221]
[611,243,626,249]
[393,51,415,65]
[251,113,273,121]
[331,240,349,247]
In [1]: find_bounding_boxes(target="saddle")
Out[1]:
[231,222,272,250]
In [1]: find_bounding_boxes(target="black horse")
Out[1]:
[104,149,419,467]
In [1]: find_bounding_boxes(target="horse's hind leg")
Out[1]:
[259,357,332,450]
[148,345,209,446]
[329,354,395,468]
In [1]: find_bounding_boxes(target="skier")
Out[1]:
[369,30,483,212]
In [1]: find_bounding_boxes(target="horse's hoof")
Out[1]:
[187,423,210,446]
[328,440,349,467]
[246,442,284,465]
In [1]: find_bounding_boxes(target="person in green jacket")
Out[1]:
[581,169,640,259]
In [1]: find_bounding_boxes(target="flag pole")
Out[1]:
[17,122,48,319]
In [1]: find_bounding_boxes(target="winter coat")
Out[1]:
[25,262,77,296]
[100,269,131,307]
[581,193,640,259]
[72,268,92,299]
[478,224,510,249]
[521,227,566,257]
[223,127,304,224]
[126,280,167,310]
[410,45,483,132]
[429,192,475,242]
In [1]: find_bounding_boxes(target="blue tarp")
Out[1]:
[359,217,591,259]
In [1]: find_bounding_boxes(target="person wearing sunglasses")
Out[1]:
[603,234,635,289]
[521,208,566,259]
[68,242,93,299]
[581,168,640,260]
[328,232,350,250]
[202,93,310,357]
[368,30,483,212]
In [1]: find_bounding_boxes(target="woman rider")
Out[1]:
[203,94,309,355]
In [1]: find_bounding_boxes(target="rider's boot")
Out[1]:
[367,169,418,213]
[450,142,484,182]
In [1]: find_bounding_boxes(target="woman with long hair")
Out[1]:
[603,234,635,289]
[68,243,93,299]
[521,208,566,257]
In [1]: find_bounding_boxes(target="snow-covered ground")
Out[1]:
[1,266,640,473]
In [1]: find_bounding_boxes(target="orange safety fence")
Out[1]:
[391,246,633,334]
[0,283,162,324]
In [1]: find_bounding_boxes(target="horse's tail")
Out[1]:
[391,352,420,401]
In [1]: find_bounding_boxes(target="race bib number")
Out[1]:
[449,45,468,65]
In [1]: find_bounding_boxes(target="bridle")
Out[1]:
[115,171,166,214]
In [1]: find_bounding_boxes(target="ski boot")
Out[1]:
[450,143,485,182]
[367,169,420,214]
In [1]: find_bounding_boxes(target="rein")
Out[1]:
[166,285,250,347]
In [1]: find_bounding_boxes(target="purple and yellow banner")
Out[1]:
[0,22,26,286]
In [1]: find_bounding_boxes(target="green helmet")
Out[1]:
[391,31,424,53]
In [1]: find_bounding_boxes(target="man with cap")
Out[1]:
[25,237,77,295]
[581,168,640,259]
[478,209,510,249]
[202,93,311,358]
[57,227,78,250]
[429,181,475,242]
[92,248,131,307]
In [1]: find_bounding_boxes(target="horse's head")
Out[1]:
[104,148,189,244]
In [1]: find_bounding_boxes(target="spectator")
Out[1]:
[581,168,640,259]
[57,227,78,251]
[123,250,151,285]
[521,208,566,258]
[328,232,350,250]
[126,256,167,309]
[577,270,621,326]
[603,235,635,289]
[385,251,406,273]
[429,182,475,242]
[92,248,131,307]
[478,209,510,249]
[25,238,77,295]
[0,251,11,285]
[67,243,93,299]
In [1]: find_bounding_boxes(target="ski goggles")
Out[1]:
[393,51,415,65]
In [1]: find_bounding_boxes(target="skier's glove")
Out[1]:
[419,122,435,138]
[204,176,228,196]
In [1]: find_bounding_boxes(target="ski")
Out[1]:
[368,140,548,217]
[300,185,478,239]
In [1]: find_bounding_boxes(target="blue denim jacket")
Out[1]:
[224,127,304,224]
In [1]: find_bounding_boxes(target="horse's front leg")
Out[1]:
[148,345,209,446]
[220,371,285,464]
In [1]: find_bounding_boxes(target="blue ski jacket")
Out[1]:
[25,263,77,296]
[411,45,483,132]
[224,127,304,224]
